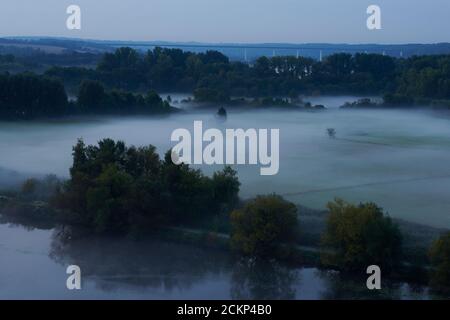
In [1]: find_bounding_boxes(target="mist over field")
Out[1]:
[1,99,450,228]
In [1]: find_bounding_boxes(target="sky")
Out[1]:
[0,0,449,44]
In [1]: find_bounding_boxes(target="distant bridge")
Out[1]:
[96,41,408,61]
[99,42,399,52]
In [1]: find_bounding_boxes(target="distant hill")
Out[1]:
[2,37,450,61]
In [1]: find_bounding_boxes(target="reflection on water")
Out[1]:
[318,271,430,300]
[0,222,434,299]
[49,226,232,296]
[231,259,298,300]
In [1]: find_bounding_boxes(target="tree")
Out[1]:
[77,80,107,111]
[211,166,240,212]
[21,178,38,196]
[0,73,68,119]
[160,150,215,224]
[321,199,402,274]
[429,232,450,293]
[98,47,140,71]
[194,87,230,103]
[230,195,298,257]
[217,106,227,118]
[324,53,353,77]
[326,128,336,138]
[20,175,61,201]
[199,50,229,65]
[145,90,163,106]
[86,164,133,233]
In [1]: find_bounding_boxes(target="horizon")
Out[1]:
[4,35,450,46]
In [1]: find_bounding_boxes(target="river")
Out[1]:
[0,223,432,299]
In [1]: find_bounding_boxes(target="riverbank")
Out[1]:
[1,195,447,290]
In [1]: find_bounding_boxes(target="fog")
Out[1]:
[1,98,450,228]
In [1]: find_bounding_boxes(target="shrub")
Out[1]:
[321,199,402,274]
[429,232,450,293]
[230,194,298,258]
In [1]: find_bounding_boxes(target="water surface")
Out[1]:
[0,223,432,300]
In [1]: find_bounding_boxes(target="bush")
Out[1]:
[20,175,62,201]
[194,87,230,103]
[383,93,414,107]
[230,194,298,258]
[321,199,402,274]
[429,232,450,293]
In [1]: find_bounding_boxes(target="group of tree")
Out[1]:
[76,80,174,115]
[319,198,450,294]
[395,55,450,101]
[320,199,403,274]
[0,73,173,119]
[44,47,450,103]
[230,196,404,274]
[230,195,450,293]
[52,139,240,235]
[2,48,450,118]
[0,73,68,119]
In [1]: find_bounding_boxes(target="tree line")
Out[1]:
[0,73,173,119]
[46,47,450,103]
[1,48,450,118]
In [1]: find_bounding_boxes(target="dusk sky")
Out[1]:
[0,0,449,43]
